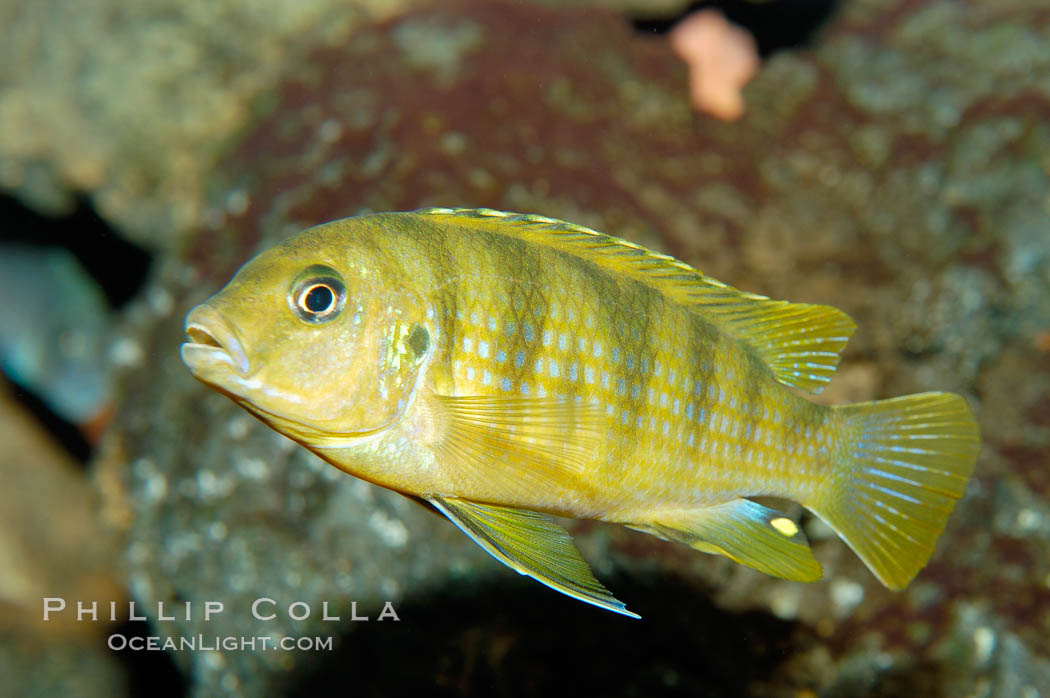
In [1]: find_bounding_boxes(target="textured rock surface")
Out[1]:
[0,0,688,247]
[0,0,413,245]
[5,0,1050,695]
[0,384,127,697]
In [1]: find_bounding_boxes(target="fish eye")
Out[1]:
[289,266,346,324]
[302,284,334,313]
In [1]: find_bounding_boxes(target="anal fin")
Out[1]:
[430,496,639,618]
[634,499,822,582]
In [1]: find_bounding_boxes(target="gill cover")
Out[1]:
[285,274,433,448]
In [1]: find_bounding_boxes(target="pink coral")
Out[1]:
[669,9,760,121]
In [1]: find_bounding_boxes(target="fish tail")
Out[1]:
[809,392,979,590]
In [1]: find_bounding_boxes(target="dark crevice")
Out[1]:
[3,374,92,463]
[0,191,152,309]
[287,572,808,698]
[629,0,840,57]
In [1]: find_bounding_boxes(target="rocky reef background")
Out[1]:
[2,0,1049,696]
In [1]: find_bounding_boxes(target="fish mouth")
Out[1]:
[180,304,251,376]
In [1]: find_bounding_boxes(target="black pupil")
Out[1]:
[304,284,334,313]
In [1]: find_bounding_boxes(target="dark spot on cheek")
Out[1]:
[407,324,430,359]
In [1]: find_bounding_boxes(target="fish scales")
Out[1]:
[418,213,831,516]
[181,207,980,617]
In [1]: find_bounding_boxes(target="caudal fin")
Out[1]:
[810,392,979,590]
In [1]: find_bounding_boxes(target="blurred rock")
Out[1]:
[0,382,124,637]
[0,383,126,696]
[0,0,416,248]
[0,244,113,428]
[0,633,126,698]
[5,0,1042,694]
[0,0,694,249]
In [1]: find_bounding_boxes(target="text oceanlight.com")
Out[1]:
[107,634,335,652]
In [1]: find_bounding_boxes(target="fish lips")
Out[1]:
[180,304,251,379]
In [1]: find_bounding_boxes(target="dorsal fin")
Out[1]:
[415,208,855,393]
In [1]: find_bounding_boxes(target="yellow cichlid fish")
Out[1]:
[181,208,980,617]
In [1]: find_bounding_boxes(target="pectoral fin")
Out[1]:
[430,496,639,618]
[430,393,603,499]
[633,499,822,582]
